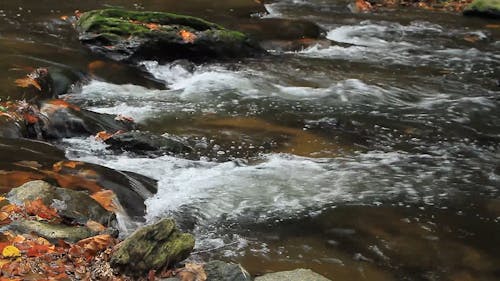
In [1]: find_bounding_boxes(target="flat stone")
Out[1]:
[255,269,331,281]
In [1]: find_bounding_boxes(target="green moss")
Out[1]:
[77,8,226,37]
[465,0,500,12]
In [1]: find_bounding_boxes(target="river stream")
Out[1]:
[1,0,499,280]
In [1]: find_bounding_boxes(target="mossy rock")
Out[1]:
[76,9,262,62]
[110,218,195,276]
[463,0,500,19]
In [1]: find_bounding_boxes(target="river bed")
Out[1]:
[0,0,499,280]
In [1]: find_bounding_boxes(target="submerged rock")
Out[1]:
[76,9,262,63]
[104,131,193,156]
[110,218,195,276]
[255,269,331,281]
[463,0,500,18]
[7,180,116,226]
[204,260,252,281]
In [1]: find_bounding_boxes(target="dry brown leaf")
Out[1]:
[46,99,81,111]
[86,220,106,232]
[52,160,84,172]
[24,198,60,221]
[90,190,117,212]
[177,263,207,281]
[179,29,197,43]
[355,0,373,12]
[14,77,41,91]
[463,34,480,43]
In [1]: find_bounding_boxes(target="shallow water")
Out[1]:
[1,0,499,280]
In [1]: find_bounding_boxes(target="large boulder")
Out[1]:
[255,269,331,281]
[76,9,262,63]
[7,180,116,226]
[463,0,500,18]
[110,218,195,276]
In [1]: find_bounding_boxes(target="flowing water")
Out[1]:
[1,0,499,280]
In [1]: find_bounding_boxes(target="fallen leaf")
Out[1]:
[24,198,60,221]
[60,15,69,21]
[14,77,41,91]
[463,34,480,43]
[145,23,161,31]
[86,220,106,232]
[179,29,197,43]
[95,131,113,141]
[90,190,117,212]
[46,99,81,111]
[26,244,55,257]
[355,0,373,12]
[485,24,500,29]
[23,113,39,124]
[176,263,207,281]
[114,114,134,122]
[71,234,115,259]
[2,246,21,258]
[52,161,84,172]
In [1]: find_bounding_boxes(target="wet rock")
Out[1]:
[76,9,262,63]
[7,180,116,226]
[104,131,193,155]
[204,260,252,281]
[255,269,331,281]
[8,220,96,243]
[463,0,500,18]
[237,18,325,41]
[40,102,134,139]
[110,218,195,276]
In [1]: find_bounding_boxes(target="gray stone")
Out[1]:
[9,220,95,243]
[205,260,252,281]
[255,269,331,281]
[7,180,116,226]
[110,218,195,276]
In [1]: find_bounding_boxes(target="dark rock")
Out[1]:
[40,102,135,139]
[205,260,252,281]
[463,0,500,18]
[7,180,116,226]
[255,269,331,281]
[236,18,325,41]
[8,220,96,243]
[110,218,195,276]
[104,131,193,155]
[76,9,263,63]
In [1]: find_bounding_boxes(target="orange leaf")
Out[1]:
[179,29,197,43]
[95,131,113,141]
[60,15,69,21]
[24,198,59,220]
[23,113,39,124]
[145,23,161,31]
[355,0,373,12]
[85,220,106,232]
[14,77,41,91]
[90,190,117,212]
[52,160,84,172]
[71,234,115,259]
[486,24,500,29]
[46,99,81,111]
[26,244,55,257]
